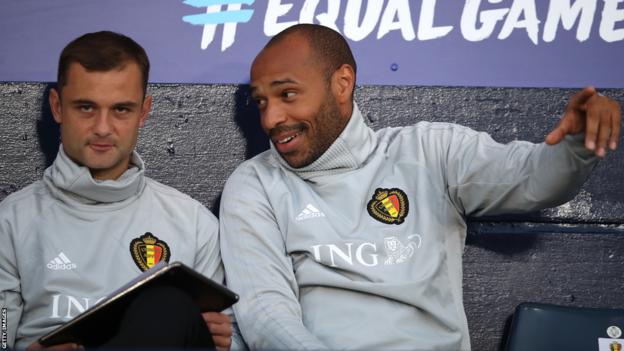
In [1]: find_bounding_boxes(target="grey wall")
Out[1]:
[1,83,623,350]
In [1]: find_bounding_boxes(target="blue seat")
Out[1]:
[505,302,624,351]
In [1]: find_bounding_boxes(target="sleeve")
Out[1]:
[0,210,24,350]
[193,204,224,284]
[219,166,329,350]
[192,204,248,350]
[444,126,598,217]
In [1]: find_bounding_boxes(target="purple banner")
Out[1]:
[0,0,622,87]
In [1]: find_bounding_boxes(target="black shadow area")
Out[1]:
[210,85,269,218]
[466,221,538,255]
[233,84,269,159]
[37,84,60,167]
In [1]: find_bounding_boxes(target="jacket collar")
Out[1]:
[43,145,146,204]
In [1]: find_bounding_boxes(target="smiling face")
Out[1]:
[49,62,152,180]
[250,33,354,168]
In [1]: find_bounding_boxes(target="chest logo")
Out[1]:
[367,188,409,225]
[129,232,171,271]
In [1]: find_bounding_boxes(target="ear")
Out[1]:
[331,64,356,106]
[139,95,152,127]
[49,88,63,124]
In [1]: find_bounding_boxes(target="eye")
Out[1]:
[79,105,93,113]
[254,98,267,109]
[282,91,296,99]
[115,106,130,114]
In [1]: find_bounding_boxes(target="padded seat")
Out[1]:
[505,302,624,351]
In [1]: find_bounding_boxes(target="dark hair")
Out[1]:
[266,24,357,82]
[57,31,150,95]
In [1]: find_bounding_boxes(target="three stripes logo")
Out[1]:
[367,188,409,225]
[47,252,77,270]
[296,204,326,221]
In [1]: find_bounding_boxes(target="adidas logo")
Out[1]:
[296,204,326,221]
[47,252,77,270]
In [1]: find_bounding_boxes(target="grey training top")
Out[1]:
[219,104,597,350]
[0,147,224,349]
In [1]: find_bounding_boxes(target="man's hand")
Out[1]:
[27,342,83,350]
[202,312,232,350]
[545,86,621,157]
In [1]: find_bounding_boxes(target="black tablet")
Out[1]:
[38,261,238,347]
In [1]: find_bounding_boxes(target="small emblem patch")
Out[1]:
[129,232,171,271]
[367,188,409,225]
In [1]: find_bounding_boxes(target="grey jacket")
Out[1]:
[0,147,223,349]
[219,104,597,350]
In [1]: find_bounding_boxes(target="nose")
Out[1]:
[260,100,288,133]
[93,110,113,137]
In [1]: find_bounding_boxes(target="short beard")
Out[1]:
[293,91,348,168]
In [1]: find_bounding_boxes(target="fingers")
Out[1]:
[545,115,575,145]
[609,102,621,151]
[212,334,232,350]
[202,311,230,324]
[568,86,597,111]
[584,106,600,152]
[550,87,621,156]
[203,312,232,350]
[545,125,566,145]
[207,319,233,336]
[584,94,621,157]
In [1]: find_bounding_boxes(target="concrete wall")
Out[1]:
[1,82,623,350]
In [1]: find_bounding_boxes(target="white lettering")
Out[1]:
[344,0,384,41]
[377,0,416,40]
[300,0,340,31]
[498,0,541,44]
[311,244,323,261]
[46,262,76,270]
[356,242,379,267]
[461,0,510,41]
[50,294,61,318]
[265,0,297,36]
[543,0,596,42]
[65,297,89,318]
[328,243,353,267]
[418,0,453,40]
[600,0,624,42]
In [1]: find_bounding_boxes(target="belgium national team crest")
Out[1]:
[129,232,171,271]
[367,188,409,225]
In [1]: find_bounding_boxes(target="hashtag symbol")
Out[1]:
[182,0,255,51]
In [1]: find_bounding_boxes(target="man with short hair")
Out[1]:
[0,31,235,349]
[219,24,621,350]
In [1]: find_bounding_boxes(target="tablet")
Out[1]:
[38,261,238,347]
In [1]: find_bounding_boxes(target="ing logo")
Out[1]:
[182,0,256,51]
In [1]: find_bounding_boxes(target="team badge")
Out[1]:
[367,188,409,225]
[129,232,171,271]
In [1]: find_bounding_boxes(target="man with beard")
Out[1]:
[219,24,621,350]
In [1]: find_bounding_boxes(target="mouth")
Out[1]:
[271,127,305,156]
[89,142,114,152]
[276,132,301,145]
